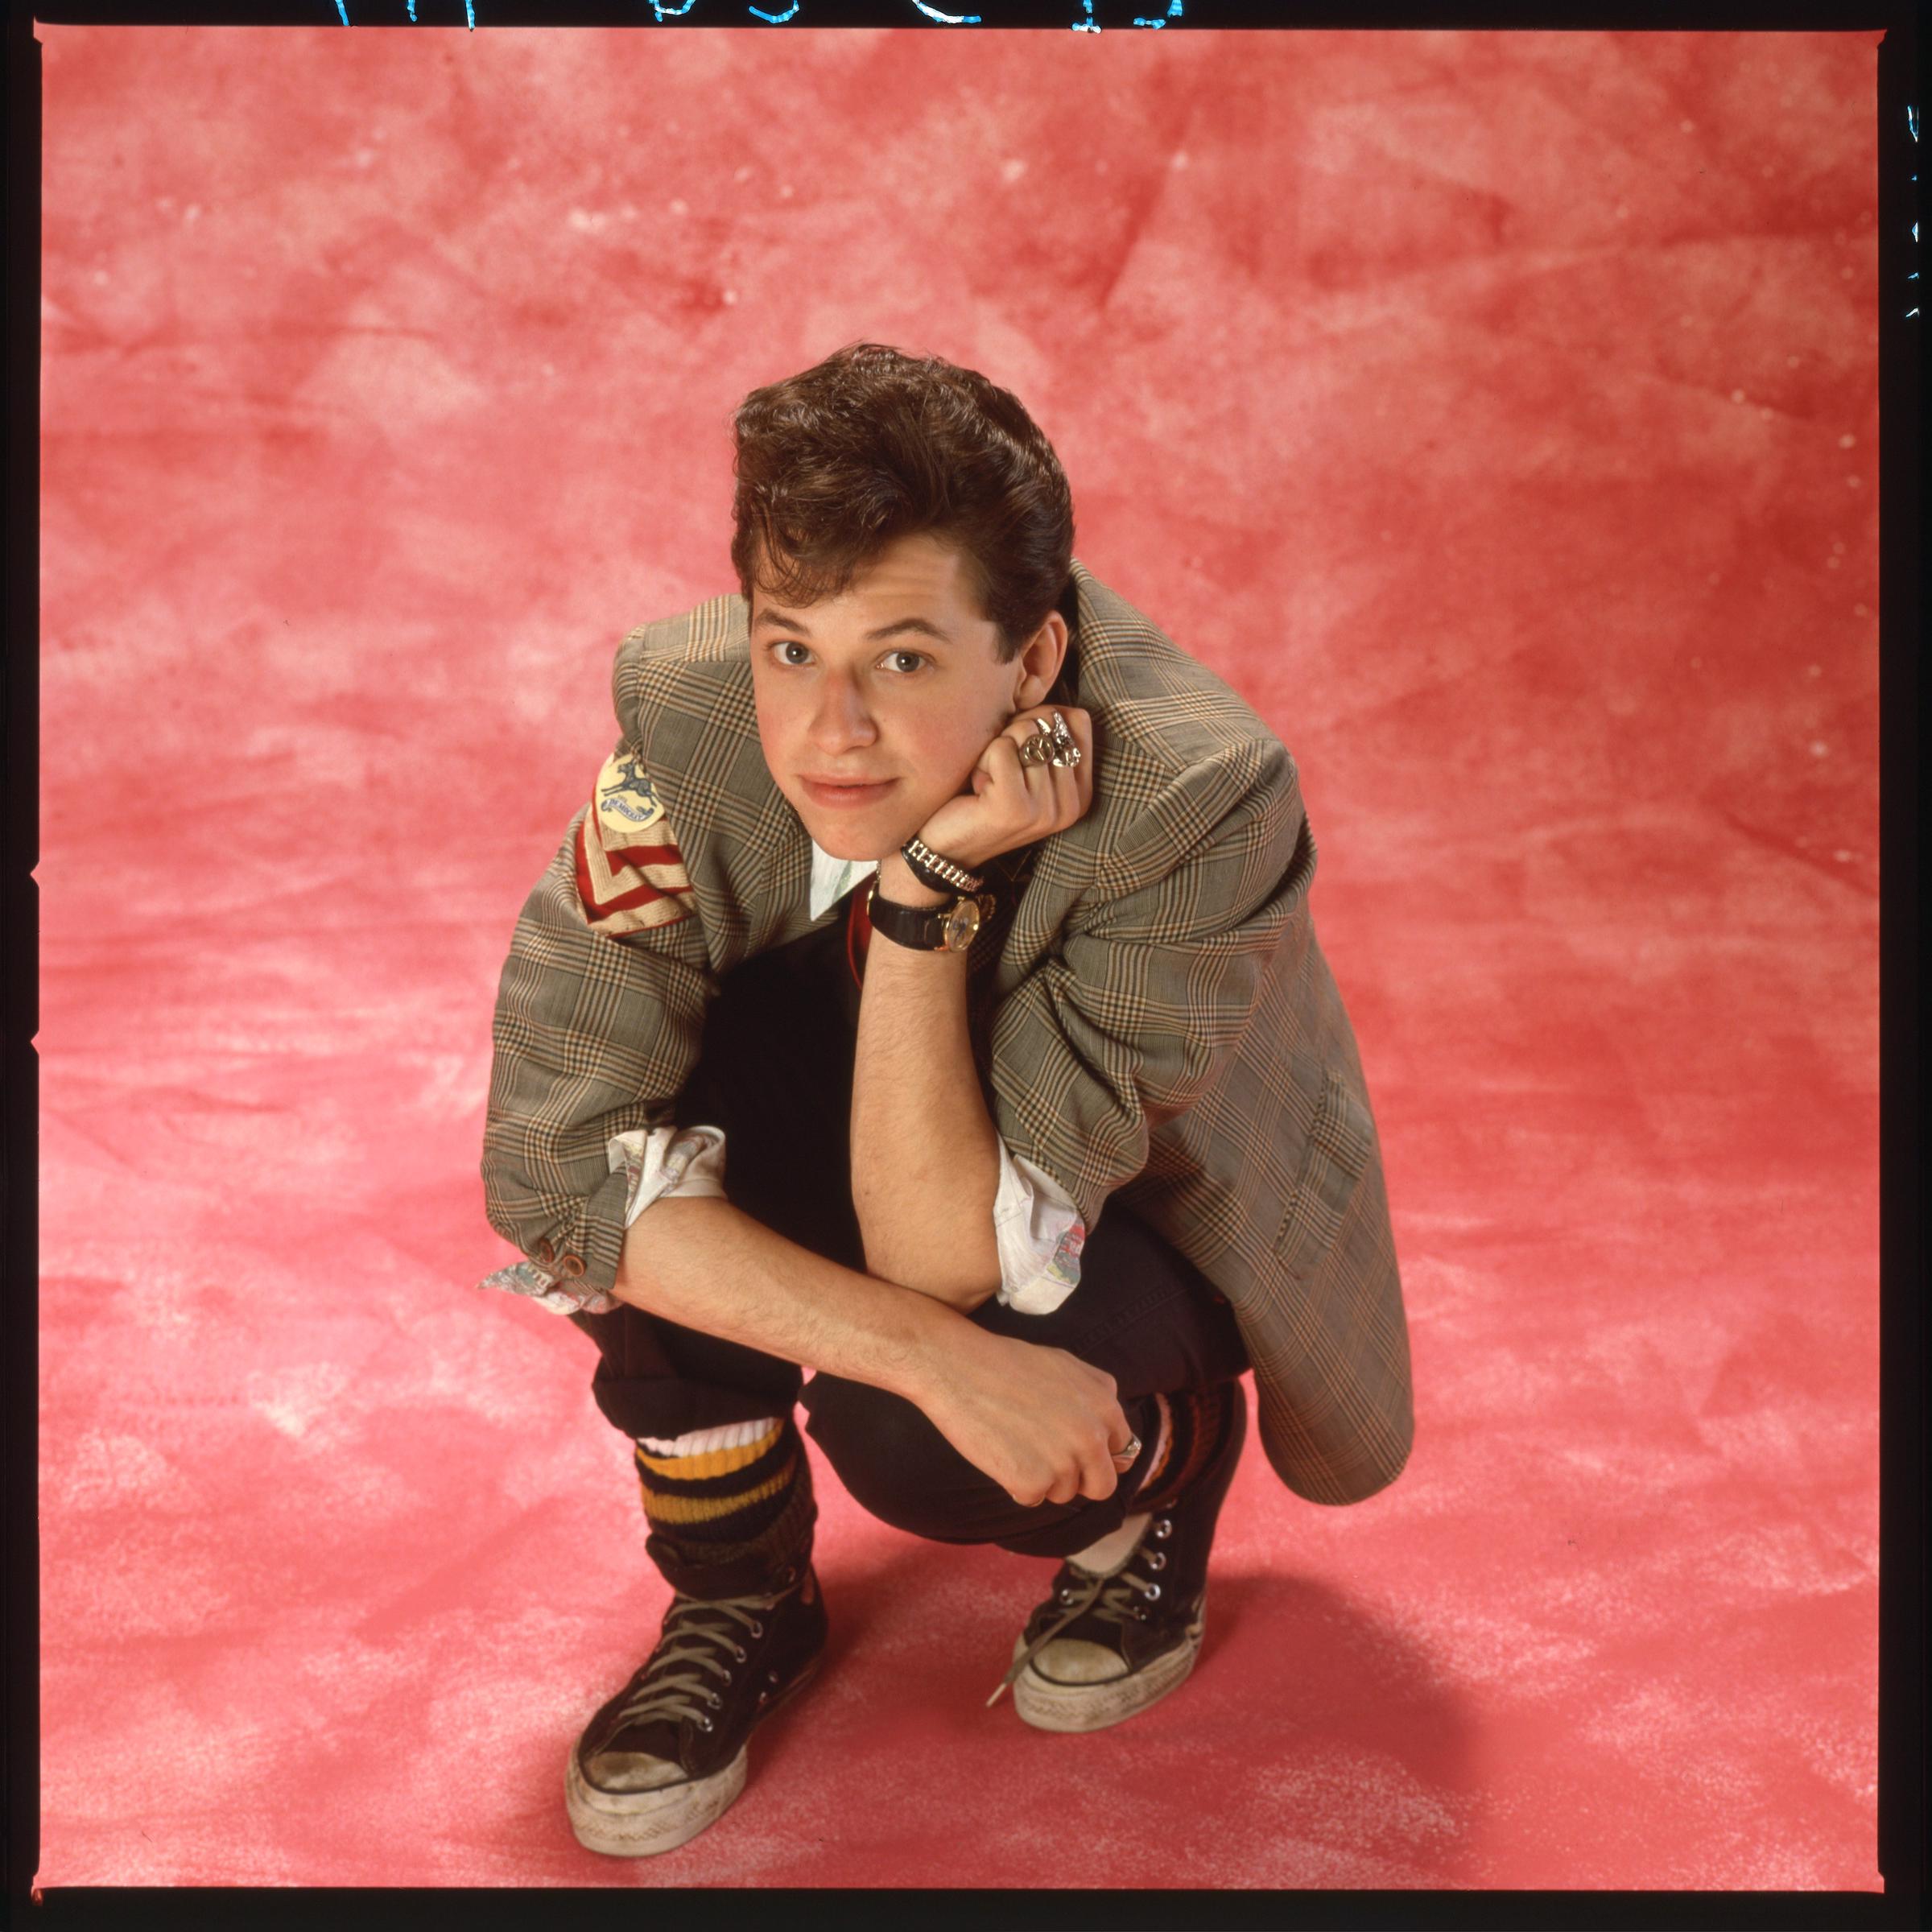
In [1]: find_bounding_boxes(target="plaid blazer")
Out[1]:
[483,559,1413,1506]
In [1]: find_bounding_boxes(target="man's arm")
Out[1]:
[848,706,1099,1311]
[482,775,713,1293]
[615,1194,1132,1509]
[847,850,1003,1311]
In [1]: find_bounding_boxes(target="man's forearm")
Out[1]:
[615,1191,1130,1515]
[848,852,1003,1309]
[613,1192,964,1405]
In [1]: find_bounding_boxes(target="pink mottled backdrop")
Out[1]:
[38,24,1880,1890]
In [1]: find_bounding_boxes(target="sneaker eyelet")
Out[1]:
[1058,1587,1075,1604]
[1144,1583,1162,1602]
[758,1692,770,1707]
[1133,1608,1148,1621]
[699,1716,714,1732]
[767,1670,780,1685]
[732,1643,747,1661]
[1153,1519,1174,1539]
[749,1621,763,1638]
[708,1690,722,1707]
[1146,1552,1167,1571]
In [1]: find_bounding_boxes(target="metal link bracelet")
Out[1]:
[900,835,985,894]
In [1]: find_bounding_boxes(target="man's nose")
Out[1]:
[809,675,877,749]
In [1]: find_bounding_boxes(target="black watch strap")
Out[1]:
[866,878,996,952]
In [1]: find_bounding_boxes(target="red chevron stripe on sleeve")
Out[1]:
[575,812,694,936]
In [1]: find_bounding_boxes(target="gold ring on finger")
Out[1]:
[1018,713,1082,770]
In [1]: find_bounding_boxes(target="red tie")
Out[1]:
[846,882,873,987]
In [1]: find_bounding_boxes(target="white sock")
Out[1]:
[1067,1511,1151,1576]
[635,1416,782,1457]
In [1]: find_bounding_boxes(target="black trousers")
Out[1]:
[569,903,1249,1562]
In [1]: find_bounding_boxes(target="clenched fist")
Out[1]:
[912,704,1096,877]
[909,1319,1136,1509]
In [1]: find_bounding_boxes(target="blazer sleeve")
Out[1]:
[480,741,718,1299]
[985,734,1310,1235]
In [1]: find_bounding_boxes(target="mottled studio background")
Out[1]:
[38,23,1880,1890]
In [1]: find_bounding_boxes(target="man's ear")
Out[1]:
[1009,609,1070,711]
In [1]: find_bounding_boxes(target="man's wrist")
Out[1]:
[877,849,950,908]
[883,1289,999,1406]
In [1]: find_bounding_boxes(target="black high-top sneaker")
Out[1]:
[989,1378,1248,1733]
[565,1558,827,1856]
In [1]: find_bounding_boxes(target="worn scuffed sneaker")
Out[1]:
[989,1377,1248,1734]
[566,1559,827,1856]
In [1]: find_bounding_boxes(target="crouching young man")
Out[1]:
[479,342,1413,1856]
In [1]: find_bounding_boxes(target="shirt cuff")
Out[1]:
[992,1139,1086,1317]
[477,1125,728,1317]
[609,1121,729,1225]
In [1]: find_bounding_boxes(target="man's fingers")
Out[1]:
[985,734,1026,785]
[998,737,1063,834]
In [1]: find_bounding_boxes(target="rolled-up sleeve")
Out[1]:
[482,1121,731,1315]
[481,750,717,1302]
[991,1138,1087,1316]
[985,737,1311,1239]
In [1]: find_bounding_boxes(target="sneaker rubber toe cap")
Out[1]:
[1029,1638,1130,1686]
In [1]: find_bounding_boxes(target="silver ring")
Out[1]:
[1113,1434,1142,1465]
[1017,713,1082,770]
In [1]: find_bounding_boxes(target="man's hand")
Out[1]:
[913,704,1096,875]
[907,1321,1137,1509]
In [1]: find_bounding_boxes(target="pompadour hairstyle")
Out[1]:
[729,342,1075,663]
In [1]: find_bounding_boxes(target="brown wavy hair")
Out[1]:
[729,343,1075,664]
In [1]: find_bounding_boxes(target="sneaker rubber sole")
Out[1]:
[564,1655,820,1856]
[1009,1601,1206,1734]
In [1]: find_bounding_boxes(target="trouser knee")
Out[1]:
[800,1370,1160,1556]
[800,1373,1005,1543]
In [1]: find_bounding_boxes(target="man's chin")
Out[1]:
[793,807,914,864]
[811,830,902,863]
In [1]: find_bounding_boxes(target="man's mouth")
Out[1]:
[800,776,898,808]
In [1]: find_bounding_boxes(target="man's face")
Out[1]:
[749,530,1057,861]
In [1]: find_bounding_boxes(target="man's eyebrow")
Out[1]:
[751,608,956,644]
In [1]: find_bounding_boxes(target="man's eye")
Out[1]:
[772,641,811,667]
[882,650,927,674]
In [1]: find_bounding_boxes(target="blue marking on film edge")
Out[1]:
[347,0,472,19]
[346,0,1183,23]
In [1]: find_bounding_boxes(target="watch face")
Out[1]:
[941,898,981,951]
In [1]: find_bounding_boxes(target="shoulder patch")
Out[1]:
[596,748,668,841]
[576,749,694,935]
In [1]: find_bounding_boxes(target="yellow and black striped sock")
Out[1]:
[634,1416,807,1555]
[1133,1381,1238,1515]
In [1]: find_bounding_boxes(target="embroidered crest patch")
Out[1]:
[576,749,694,935]
[597,749,667,841]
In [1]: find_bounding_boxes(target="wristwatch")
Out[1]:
[866,875,997,953]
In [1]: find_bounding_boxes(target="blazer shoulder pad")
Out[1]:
[1068,561,1280,778]
[612,591,750,737]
